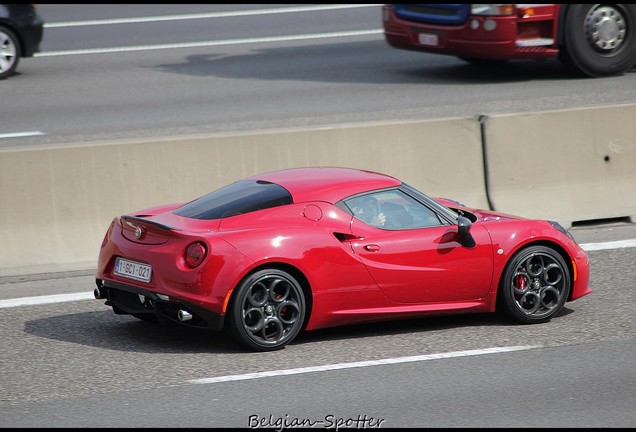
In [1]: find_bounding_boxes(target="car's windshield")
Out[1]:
[401,183,459,222]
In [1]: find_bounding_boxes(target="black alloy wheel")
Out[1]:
[227,269,306,352]
[499,245,571,324]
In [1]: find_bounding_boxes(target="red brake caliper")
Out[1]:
[514,275,526,291]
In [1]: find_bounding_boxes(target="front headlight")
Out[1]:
[471,4,514,16]
[548,220,577,243]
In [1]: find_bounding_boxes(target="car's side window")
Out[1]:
[345,189,443,230]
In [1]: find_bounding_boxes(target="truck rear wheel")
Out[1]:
[558,4,636,77]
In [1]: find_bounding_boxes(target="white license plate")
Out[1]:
[114,258,152,283]
[418,33,439,46]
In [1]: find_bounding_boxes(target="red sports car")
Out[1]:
[95,167,591,351]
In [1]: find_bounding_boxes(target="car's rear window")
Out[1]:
[173,180,293,220]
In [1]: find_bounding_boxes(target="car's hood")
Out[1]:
[468,208,527,223]
[433,198,527,223]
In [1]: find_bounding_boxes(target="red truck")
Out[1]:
[382,4,636,77]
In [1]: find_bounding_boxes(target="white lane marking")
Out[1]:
[0,238,633,309]
[34,30,383,57]
[579,239,636,251]
[0,132,45,139]
[44,4,381,28]
[188,346,540,384]
[0,292,94,308]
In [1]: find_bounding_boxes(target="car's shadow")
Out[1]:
[24,310,237,353]
[295,306,574,346]
[23,306,574,354]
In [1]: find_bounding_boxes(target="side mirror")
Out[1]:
[457,216,476,248]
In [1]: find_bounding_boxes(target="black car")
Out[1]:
[0,4,44,79]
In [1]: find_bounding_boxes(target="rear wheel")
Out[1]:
[498,245,571,324]
[558,4,636,77]
[0,25,21,80]
[226,269,306,352]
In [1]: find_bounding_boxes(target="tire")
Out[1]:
[558,4,636,77]
[498,245,571,324]
[0,25,21,80]
[226,269,306,352]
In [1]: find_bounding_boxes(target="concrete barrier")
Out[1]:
[483,103,636,228]
[0,117,487,277]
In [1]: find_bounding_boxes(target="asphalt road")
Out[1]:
[1,4,635,148]
[1,223,635,427]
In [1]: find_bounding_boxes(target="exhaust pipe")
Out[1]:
[177,309,193,322]
[94,287,107,299]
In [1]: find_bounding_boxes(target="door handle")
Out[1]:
[364,244,380,252]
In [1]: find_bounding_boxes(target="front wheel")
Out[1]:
[226,269,306,352]
[498,245,571,324]
[558,4,636,77]
[0,25,21,80]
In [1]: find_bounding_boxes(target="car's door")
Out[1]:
[345,189,494,304]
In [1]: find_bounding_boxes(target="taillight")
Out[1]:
[184,242,207,268]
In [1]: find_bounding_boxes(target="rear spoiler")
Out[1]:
[121,215,180,231]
